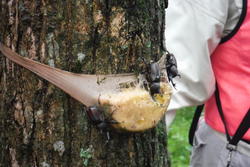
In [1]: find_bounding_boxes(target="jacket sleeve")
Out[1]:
[165,0,232,111]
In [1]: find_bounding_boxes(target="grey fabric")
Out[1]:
[190,120,250,167]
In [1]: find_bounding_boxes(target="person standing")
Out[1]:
[164,0,250,166]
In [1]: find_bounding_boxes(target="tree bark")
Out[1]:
[0,0,170,167]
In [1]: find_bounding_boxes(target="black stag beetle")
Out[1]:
[86,106,118,141]
[142,59,161,97]
[86,106,118,130]
[166,51,180,88]
[143,51,180,95]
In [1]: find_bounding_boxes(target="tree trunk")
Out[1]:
[0,0,170,167]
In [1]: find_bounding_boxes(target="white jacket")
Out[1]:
[165,0,243,127]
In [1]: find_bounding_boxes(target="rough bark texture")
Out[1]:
[0,0,170,167]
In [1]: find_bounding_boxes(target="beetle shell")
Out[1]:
[166,53,180,86]
[86,106,105,125]
[150,82,161,95]
[148,63,160,82]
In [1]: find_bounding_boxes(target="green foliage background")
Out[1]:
[168,107,195,167]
